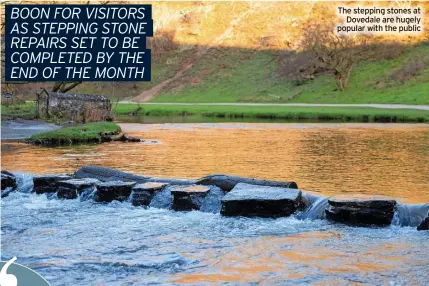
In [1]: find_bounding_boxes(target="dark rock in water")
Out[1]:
[1,171,17,197]
[75,166,150,183]
[417,215,429,231]
[221,183,302,217]
[325,195,397,226]
[1,170,17,198]
[33,174,72,194]
[94,181,136,202]
[57,178,100,199]
[101,133,141,143]
[172,185,211,211]
[197,174,298,192]
[115,133,141,142]
[130,182,169,206]
[75,166,196,185]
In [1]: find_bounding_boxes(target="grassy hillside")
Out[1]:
[9,2,429,105]
[149,44,429,104]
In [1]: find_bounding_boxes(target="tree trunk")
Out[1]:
[335,72,344,91]
[342,64,353,89]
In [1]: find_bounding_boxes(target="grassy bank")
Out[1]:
[1,102,38,119]
[29,122,121,145]
[115,104,429,123]
[2,102,428,123]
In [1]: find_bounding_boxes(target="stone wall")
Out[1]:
[37,91,112,122]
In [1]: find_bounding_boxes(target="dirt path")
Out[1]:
[132,48,201,102]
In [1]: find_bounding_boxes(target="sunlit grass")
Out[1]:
[30,122,121,141]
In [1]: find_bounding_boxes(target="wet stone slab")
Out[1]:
[417,212,429,231]
[1,171,17,192]
[130,182,169,206]
[326,195,397,226]
[1,171,17,198]
[94,181,136,203]
[196,174,298,192]
[33,174,73,194]
[172,185,211,211]
[221,183,302,218]
[57,178,100,200]
[75,166,150,183]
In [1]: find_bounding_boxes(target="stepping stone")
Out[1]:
[417,213,429,231]
[94,181,136,202]
[172,185,211,211]
[130,182,169,206]
[325,195,397,226]
[57,178,100,199]
[220,183,302,217]
[1,171,17,198]
[1,171,16,190]
[33,174,73,194]
[197,174,298,192]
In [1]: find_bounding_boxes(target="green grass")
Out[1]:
[151,43,429,105]
[30,122,121,142]
[3,102,428,124]
[115,104,429,123]
[1,102,38,119]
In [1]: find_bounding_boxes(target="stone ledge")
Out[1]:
[33,174,73,194]
[197,174,298,192]
[57,178,100,199]
[172,185,211,211]
[221,183,302,217]
[94,181,136,202]
[326,195,397,226]
[130,182,169,206]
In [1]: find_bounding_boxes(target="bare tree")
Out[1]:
[300,22,365,91]
[52,81,83,93]
[278,50,319,85]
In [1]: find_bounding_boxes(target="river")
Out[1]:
[1,122,429,285]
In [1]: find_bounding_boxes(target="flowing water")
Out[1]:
[2,123,429,285]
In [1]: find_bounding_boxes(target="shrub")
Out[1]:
[278,51,319,85]
[390,59,426,83]
[300,22,366,91]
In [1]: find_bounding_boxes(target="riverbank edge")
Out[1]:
[3,102,429,123]
[115,104,429,123]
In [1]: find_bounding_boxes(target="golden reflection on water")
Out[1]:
[170,232,411,285]
[2,123,429,203]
